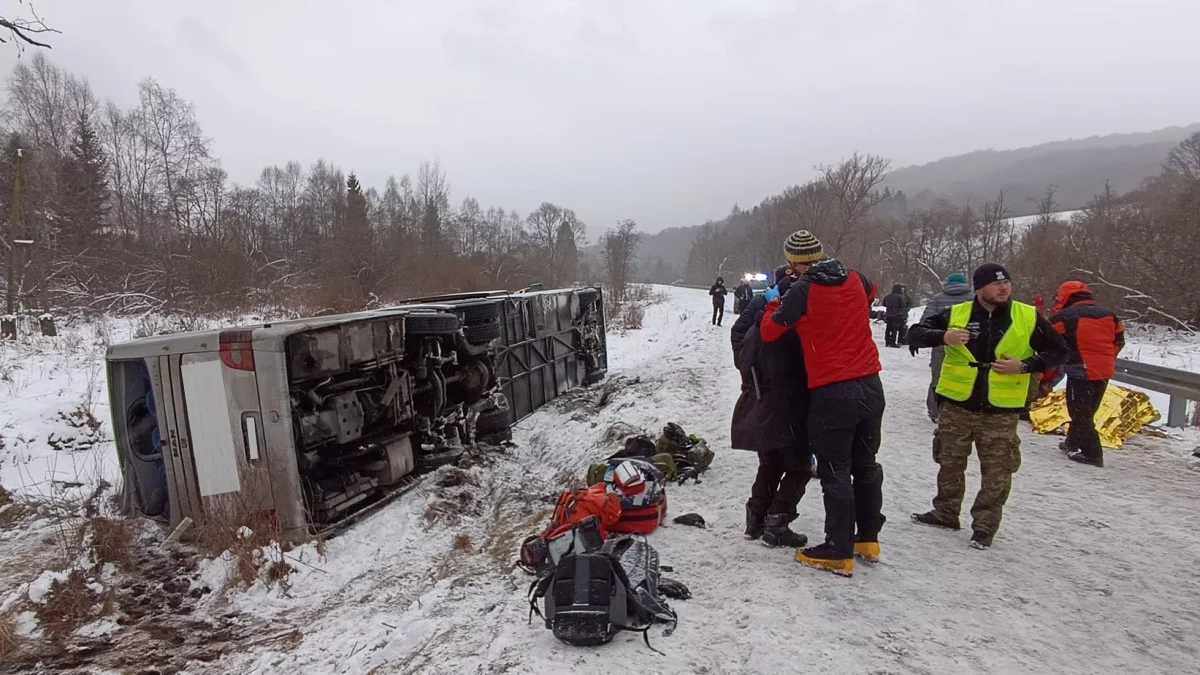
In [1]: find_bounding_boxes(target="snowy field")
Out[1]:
[2,287,1200,673]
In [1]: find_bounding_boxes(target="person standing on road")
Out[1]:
[908,263,1068,550]
[733,279,753,314]
[1044,280,1124,468]
[882,284,913,347]
[709,277,729,326]
[730,265,811,548]
[759,230,886,577]
[911,272,973,423]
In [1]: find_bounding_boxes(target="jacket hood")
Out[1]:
[890,284,904,294]
[942,280,972,296]
[803,258,848,285]
[1054,280,1093,312]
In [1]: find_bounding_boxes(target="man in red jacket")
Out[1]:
[759,230,885,577]
[1045,280,1125,467]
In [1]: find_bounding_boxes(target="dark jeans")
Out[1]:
[809,374,887,555]
[884,316,906,346]
[1066,378,1108,459]
[712,303,725,325]
[747,447,812,520]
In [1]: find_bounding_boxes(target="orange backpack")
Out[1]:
[544,483,622,540]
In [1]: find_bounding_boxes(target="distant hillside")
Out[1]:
[623,123,1200,283]
[885,124,1200,215]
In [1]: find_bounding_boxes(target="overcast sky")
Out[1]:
[3,0,1198,235]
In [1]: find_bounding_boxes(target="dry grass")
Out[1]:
[85,516,133,567]
[0,611,17,656]
[35,570,106,640]
[192,503,291,589]
[451,533,472,551]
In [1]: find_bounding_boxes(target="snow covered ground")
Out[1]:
[206,287,1200,674]
[2,288,1199,673]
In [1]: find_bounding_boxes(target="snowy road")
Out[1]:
[217,286,1200,674]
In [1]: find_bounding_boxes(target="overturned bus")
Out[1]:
[105,287,606,539]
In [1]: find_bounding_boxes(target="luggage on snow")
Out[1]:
[599,458,668,534]
[528,531,681,651]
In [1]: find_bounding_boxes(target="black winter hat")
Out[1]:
[773,264,793,285]
[973,263,1011,290]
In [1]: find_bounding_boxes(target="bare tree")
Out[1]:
[602,219,641,301]
[525,202,585,285]
[820,153,892,256]
[1165,131,1200,181]
[0,4,58,51]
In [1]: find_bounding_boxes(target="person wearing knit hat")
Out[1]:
[758,230,885,577]
[907,262,1069,550]
[783,230,826,269]
[913,271,973,422]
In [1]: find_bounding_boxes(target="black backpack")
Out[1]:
[528,533,677,652]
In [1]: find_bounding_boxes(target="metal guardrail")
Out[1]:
[670,285,1200,428]
[1112,358,1200,428]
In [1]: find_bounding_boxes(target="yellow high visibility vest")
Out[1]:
[936,301,1036,408]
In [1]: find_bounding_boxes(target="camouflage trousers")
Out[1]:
[930,402,1022,536]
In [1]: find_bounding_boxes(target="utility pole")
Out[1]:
[6,147,23,317]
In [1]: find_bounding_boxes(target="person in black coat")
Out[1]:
[709,277,729,326]
[730,265,811,548]
[882,284,913,347]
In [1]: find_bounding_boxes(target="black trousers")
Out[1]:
[884,316,905,346]
[747,447,812,520]
[712,303,725,325]
[809,374,887,556]
[1066,378,1108,459]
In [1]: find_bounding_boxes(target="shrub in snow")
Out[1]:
[31,569,108,640]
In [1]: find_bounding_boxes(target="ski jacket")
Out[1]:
[920,279,973,323]
[1047,282,1124,381]
[759,258,881,389]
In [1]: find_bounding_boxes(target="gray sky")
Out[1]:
[4,0,1199,235]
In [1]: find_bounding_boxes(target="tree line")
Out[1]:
[684,138,1200,330]
[0,54,645,317]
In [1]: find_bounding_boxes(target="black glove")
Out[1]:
[909,344,920,357]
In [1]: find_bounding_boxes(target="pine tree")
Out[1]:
[340,172,375,304]
[58,109,109,248]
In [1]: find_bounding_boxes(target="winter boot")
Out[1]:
[1067,450,1104,468]
[853,537,881,563]
[910,511,961,531]
[761,514,807,548]
[744,507,765,540]
[795,542,854,577]
[970,531,993,550]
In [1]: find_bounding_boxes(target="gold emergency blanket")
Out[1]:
[1029,383,1161,449]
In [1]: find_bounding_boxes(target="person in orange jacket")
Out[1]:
[1043,281,1125,467]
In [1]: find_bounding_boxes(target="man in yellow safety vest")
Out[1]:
[906,263,1068,550]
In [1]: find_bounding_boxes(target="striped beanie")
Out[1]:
[783,230,826,265]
